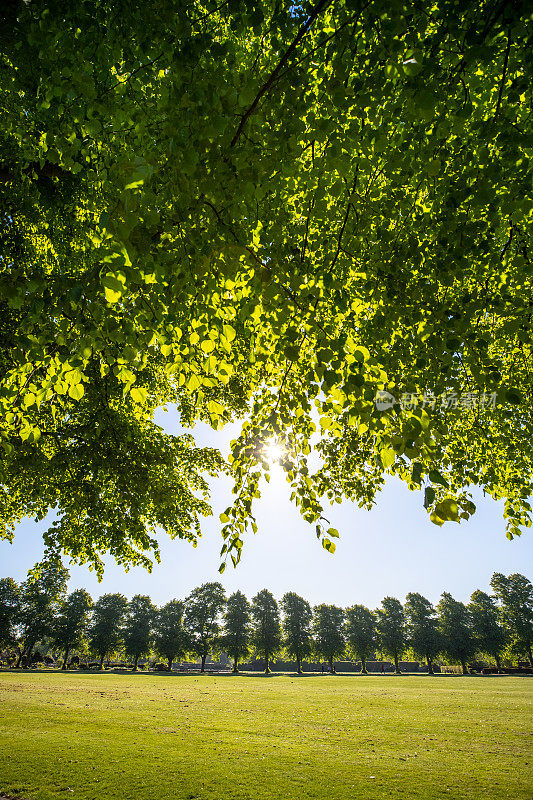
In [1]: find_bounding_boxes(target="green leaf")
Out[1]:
[402,57,423,76]
[102,273,124,303]
[68,383,84,400]
[223,325,236,342]
[352,346,370,362]
[380,447,395,469]
[424,487,436,508]
[187,373,201,392]
[207,399,224,415]
[433,497,459,522]
[411,462,422,484]
[101,273,124,292]
[284,345,299,361]
[130,387,148,404]
[428,469,449,488]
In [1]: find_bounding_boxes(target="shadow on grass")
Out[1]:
[0,667,519,678]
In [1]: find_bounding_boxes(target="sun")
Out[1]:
[264,439,284,464]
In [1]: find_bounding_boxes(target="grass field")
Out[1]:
[0,672,531,800]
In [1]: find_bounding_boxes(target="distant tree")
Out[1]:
[184,582,226,673]
[345,605,376,674]
[154,600,189,671]
[405,593,441,675]
[281,592,313,675]
[88,593,128,668]
[469,590,507,671]
[52,589,93,669]
[222,591,252,673]
[0,578,21,649]
[251,589,282,674]
[376,597,406,674]
[490,573,533,667]
[313,604,345,673]
[437,592,475,675]
[16,559,69,667]
[123,595,156,670]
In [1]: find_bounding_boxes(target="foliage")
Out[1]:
[88,592,128,667]
[184,582,226,672]
[312,604,345,671]
[405,592,441,674]
[437,592,476,674]
[153,599,189,671]
[490,572,533,666]
[280,591,313,673]
[123,594,156,669]
[51,588,93,669]
[469,589,507,669]
[222,590,252,672]
[251,589,282,673]
[0,576,20,648]
[345,604,376,673]
[376,596,406,672]
[0,1,531,572]
[16,558,69,664]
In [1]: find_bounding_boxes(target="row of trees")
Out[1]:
[0,564,531,675]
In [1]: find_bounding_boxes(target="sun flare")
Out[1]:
[264,440,284,464]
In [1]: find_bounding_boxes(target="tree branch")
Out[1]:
[494,29,511,119]
[229,0,334,147]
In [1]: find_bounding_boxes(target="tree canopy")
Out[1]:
[0,577,21,648]
[405,592,441,674]
[376,596,406,672]
[281,591,313,674]
[184,581,226,672]
[313,603,346,671]
[222,590,252,671]
[88,592,128,667]
[251,589,282,673]
[1,0,532,571]
[154,599,189,671]
[345,604,377,673]
[52,587,93,669]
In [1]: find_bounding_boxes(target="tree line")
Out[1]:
[0,563,531,675]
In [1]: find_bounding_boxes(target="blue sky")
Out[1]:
[1,406,531,608]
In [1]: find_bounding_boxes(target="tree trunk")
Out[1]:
[394,654,400,674]
[361,658,368,675]
[296,656,302,675]
[495,654,501,672]
[133,654,139,671]
[427,655,434,675]
[99,653,104,669]
[329,657,335,674]
[15,647,23,668]
[265,654,270,674]
[527,644,533,669]
[233,657,239,673]
[62,647,70,670]
[201,654,206,673]
[168,656,173,672]
[25,641,35,668]
[461,659,468,675]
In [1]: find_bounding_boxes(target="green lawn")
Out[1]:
[0,672,531,800]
